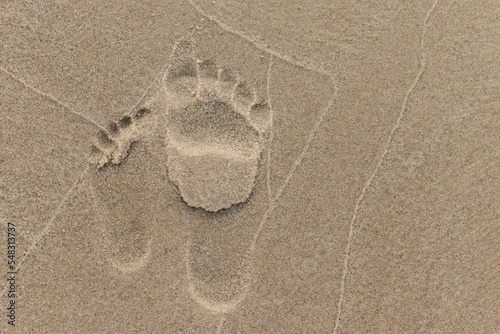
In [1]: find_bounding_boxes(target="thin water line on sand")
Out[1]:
[247,78,336,263]
[187,0,333,78]
[0,66,106,131]
[265,55,274,203]
[0,166,90,298]
[332,1,439,332]
[127,61,171,116]
[271,78,337,205]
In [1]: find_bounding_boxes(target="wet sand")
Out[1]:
[1,0,499,333]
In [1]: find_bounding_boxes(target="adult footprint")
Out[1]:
[88,109,161,274]
[159,38,272,312]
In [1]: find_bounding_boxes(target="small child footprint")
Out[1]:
[88,109,161,274]
[160,38,272,212]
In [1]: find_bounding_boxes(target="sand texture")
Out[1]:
[1,0,499,333]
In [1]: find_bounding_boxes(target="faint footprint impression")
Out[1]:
[87,109,161,274]
[150,37,272,312]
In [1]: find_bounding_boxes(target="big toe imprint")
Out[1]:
[162,37,272,212]
[88,110,161,274]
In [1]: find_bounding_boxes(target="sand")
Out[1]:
[1,0,499,333]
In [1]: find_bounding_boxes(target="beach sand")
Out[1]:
[1,0,499,332]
